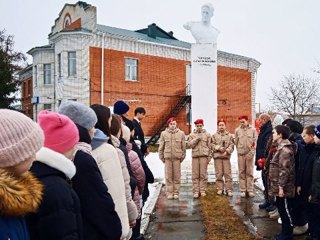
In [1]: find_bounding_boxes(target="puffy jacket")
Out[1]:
[159,128,186,161]
[26,147,83,240]
[111,135,139,222]
[187,129,212,158]
[235,125,256,155]
[91,130,130,240]
[73,125,121,240]
[212,130,234,159]
[126,142,146,213]
[0,169,43,240]
[268,139,296,198]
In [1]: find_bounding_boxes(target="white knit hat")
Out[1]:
[0,109,44,168]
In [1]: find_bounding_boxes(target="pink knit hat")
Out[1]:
[38,110,79,154]
[0,109,44,168]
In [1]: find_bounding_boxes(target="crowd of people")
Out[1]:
[1,102,320,240]
[0,100,153,240]
[159,114,320,240]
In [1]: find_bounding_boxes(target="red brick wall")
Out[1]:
[21,76,33,119]
[64,18,81,30]
[217,66,252,132]
[89,47,252,135]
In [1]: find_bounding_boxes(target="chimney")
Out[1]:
[147,23,157,39]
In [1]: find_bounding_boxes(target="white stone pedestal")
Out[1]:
[191,43,218,133]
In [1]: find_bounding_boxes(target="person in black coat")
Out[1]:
[306,125,320,239]
[59,101,122,240]
[133,107,148,156]
[297,125,316,202]
[26,110,83,240]
[284,119,308,234]
[256,114,273,209]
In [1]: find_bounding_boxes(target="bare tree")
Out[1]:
[270,75,319,121]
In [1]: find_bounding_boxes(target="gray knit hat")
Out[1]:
[0,109,44,168]
[58,101,97,130]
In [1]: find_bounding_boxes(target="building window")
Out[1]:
[43,104,52,110]
[34,65,37,86]
[44,64,52,85]
[125,58,138,81]
[68,51,76,77]
[57,53,61,77]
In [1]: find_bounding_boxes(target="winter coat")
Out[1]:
[187,129,212,158]
[211,130,234,159]
[133,118,148,156]
[235,125,256,156]
[91,129,130,240]
[268,139,296,198]
[26,147,83,240]
[111,135,139,222]
[126,142,146,213]
[289,132,304,185]
[310,145,320,204]
[159,128,186,161]
[73,125,121,240]
[255,120,273,170]
[296,143,316,200]
[0,169,43,240]
[130,138,154,203]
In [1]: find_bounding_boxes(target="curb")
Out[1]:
[140,182,163,235]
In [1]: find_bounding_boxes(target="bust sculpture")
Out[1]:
[183,3,220,44]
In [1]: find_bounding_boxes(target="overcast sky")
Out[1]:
[1,0,320,109]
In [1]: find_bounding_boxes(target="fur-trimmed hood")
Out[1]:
[36,147,76,179]
[0,169,43,216]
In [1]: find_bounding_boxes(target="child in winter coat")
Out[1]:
[110,114,139,229]
[187,119,212,198]
[91,104,131,240]
[212,119,235,197]
[0,109,44,240]
[123,123,146,216]
[305,124,320,239]
[269,125,296,240]
[59,101,121,240]
[26,110,83,239]
[159,117,186,199]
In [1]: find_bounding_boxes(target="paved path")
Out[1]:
[144,184,204,240]
[145,159,307,239]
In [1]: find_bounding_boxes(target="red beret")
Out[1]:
[194,119,204,125]
[238,115,249,121]
[217,119,226,125]
[167,117,177,125]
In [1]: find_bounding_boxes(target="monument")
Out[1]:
[184,3,219,133]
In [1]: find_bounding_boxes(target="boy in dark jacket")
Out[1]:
[269,125,296,240]
[305,124,320,239]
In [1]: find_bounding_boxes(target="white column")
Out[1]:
[191,43,217,133]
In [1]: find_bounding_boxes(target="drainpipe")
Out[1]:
[101,33,105,105]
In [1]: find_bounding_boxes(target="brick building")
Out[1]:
[26,1,260,135]
[19,65,33,119]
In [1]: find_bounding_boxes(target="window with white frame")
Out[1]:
[68,51,76,77]
[57,53,61,77]
[44,64,51,85]
[125,58,138,81]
